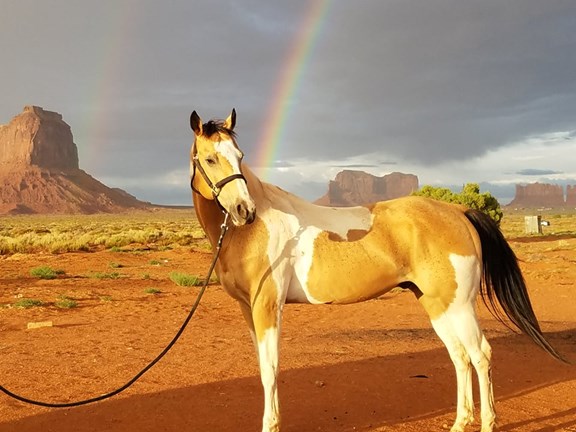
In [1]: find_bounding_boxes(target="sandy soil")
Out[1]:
[0,236,575,432]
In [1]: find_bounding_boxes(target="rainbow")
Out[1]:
[74,3,139,166]
[254,0,331,179]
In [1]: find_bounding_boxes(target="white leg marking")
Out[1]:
[432,315,474,431]
[258,327,281,432]
[445,254,495,432]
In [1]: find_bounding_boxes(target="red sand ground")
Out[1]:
[0,237,575,432]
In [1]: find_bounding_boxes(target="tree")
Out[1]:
[412,183,503,225]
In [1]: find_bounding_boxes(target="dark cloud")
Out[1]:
[332,164,378,168]
[1,1,575,205]
[516,169,564,176]
[281,0,576,163]
[331,161,397,168]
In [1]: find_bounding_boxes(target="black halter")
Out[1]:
[190,150,247,204]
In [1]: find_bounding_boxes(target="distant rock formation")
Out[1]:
[0,106,150,214]
[315,170,419,206]
[507,182,575,208]
[0,106,79,170]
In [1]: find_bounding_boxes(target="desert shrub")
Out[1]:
[169,272,202,287]
[30,266,63,279]
[14,298,43,309]
[144,288,161,295]
[88,271,121,279]
[412,183,503,225]
[55,295,78,309]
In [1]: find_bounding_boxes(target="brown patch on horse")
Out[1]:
[216,215,281,338]
[327,229,370,242]
[305,198,478,312]
[306,229,405,304]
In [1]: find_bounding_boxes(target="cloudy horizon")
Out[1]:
[1,0,575,206]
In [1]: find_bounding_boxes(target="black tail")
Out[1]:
[464,209,567,363]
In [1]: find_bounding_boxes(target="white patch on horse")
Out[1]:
[214,140,241,168]
[293,206,374,303]
[259,202,374,304]
[305,206,373,240]
[291,225,324,303]
[258,327,280,430]
[214,140,249,199]
[448,254,481,307]
[432,254,494,430]
[259,209,311,303]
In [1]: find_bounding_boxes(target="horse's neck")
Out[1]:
[243,164,267,203]
[193,193,226,248]
[192,165,308,245]
[243,165,303,211]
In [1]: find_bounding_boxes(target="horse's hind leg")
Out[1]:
[449,309,495,432]
[419,255,495,431]
[431,306,495,431]
[445,255,495,432]
[430,313,475,431]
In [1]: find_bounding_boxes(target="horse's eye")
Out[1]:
[205,157,216,166]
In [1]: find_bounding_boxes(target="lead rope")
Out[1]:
[0,212,230,408]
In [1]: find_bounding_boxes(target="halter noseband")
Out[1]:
[191,152,247,201]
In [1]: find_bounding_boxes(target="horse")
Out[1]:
[188,109,564,432]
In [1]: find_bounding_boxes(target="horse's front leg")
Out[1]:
[251,290,283,432]
[239,299,259,362]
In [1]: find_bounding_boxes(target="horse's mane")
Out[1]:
[202,120,237,139]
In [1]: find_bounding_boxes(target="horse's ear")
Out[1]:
[190,111,203,135]
[224,108,236,131]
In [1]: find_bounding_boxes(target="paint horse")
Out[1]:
[189,109,563,432]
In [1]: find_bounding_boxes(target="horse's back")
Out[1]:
[364,196,480,259]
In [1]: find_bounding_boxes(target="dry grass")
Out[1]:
[0,209,207,255]
[500,212,576,239]
[1,208,574,255]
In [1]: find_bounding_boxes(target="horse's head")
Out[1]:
[189,109,256,226]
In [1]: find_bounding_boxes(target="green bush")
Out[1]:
[30,266,63,280]
[144,288,162,295]
[169,272,202,287]
[15,298,43,309]
[88,272,121,279]
[412,183,503,225]
[55,295,78,309]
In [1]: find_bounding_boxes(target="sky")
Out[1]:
[1,0,575,205]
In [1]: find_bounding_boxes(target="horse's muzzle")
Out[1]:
[234,201,256,225]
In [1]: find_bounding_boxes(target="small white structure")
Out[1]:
[524,215,542,234]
